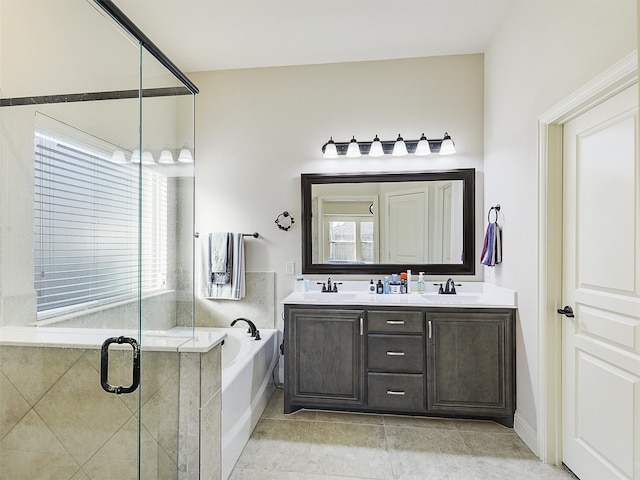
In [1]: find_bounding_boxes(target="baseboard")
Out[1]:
[514,410,538,456]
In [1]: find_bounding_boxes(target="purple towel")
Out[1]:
[481,222,502,266]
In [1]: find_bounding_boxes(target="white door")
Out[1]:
[386,190,426,263]
[562,84,640,479]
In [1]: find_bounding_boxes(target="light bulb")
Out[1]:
[141,150,155,165]
[158,149,174,164]
[392,134,408,156]
[323,137,338,158]
[369,135,384,157]
[178,147,193,163]
[346,136,361,157]
[414,134,432,156]
[439,132,456,155]
[111,150,127,164]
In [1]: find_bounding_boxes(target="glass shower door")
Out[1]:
[0,1,197,478]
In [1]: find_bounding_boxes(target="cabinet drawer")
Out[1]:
[368,335,424,372]
[368,373,425,411]
[368,310,424,334]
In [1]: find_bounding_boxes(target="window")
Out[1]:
[34,115,167,318]
[324,216,374,264]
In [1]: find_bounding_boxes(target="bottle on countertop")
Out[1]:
[406,269,412,294]
[369,279,376,294]
[376,279,384,294]
[400,272,407,294]
[390,273,400,294]
[383,276,390,294]
[417,271,425,293]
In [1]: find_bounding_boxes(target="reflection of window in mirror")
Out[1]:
[314,197,379,264]
[325,218,374,264]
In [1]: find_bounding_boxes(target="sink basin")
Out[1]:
[300,292,358,302]
[421,294,482,304]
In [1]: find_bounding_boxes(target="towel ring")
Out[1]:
[275,211,295,231]
[488,204,501,224]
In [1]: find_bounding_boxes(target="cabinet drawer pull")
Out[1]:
[386,351,405,356]
[386,320,405,325]
[428,320,432,339]
[386,390,406,396]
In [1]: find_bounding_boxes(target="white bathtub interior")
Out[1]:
[219,327,278,480]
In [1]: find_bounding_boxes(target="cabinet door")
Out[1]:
[286,307,364,411]
[426,310,515,424]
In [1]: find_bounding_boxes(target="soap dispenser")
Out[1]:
[417,272,425,293]
[368,279,376,294]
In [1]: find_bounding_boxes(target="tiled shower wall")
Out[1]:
[0,344,221,480]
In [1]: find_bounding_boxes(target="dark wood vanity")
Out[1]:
[284,304,516,427]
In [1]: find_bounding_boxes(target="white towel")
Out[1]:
[205,232,246,300]
[210,232,232,284]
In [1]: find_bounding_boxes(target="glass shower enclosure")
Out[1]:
[0,1,198,478]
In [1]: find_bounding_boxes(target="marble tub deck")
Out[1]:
[229,389,576,480]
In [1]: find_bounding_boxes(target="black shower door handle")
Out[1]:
[100,336,140,394]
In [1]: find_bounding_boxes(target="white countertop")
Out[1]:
[282,282,517,308]
[0,326,226,353]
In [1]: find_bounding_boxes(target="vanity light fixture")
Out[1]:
[369,135,384,157]
[414,133,432,156]
[158,148,175,164]
[130,149,141,163]
[346,136,361,157]
[392,134,408,156]
[178,146,194,163]
[141,150,155,165]
[323,137,338,158]
[111,150,128,164]
[439,132,456,155]
[321,132,456,157]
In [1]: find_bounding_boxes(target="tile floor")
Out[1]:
[229,389,576,480]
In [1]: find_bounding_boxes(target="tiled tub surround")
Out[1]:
[195,272,276,331]
[0,327,225,480]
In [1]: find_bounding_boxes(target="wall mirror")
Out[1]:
[301,169,475,275]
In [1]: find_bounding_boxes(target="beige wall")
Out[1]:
[484,0,636,453]
[190,54,485,329]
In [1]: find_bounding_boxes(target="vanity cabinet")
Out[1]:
[426,309,515,426]
[284,307,365,413]
[284,304,516,426]
[367,310,425,412]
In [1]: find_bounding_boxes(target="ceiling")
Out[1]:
[115,0,519,73]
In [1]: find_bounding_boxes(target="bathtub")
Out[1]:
[219,327,278,480]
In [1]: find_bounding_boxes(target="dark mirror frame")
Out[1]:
[301,168,475,276]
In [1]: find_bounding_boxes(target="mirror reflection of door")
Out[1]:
[386,189,427,263]
[433,181,464,263]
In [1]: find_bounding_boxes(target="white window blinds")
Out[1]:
[34,115,167,318]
